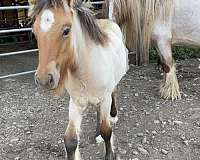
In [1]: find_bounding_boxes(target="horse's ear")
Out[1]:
[28,0,37,17]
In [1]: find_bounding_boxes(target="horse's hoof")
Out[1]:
[160,82,181,101]
[105,152,117,160]
[160,65,182,101]
[160,74,181,101]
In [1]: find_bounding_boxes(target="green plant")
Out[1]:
[150,46,200,62]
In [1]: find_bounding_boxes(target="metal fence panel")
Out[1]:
[0,1,105,79]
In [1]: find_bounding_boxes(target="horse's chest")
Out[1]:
[73,95,102,108]
[65,76,103,107]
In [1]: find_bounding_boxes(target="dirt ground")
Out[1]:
[0,57,200,160]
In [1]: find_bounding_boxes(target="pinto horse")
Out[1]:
[29,0,128,159]
[105,0,200,100]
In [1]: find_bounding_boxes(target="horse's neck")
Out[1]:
[71,13,90,61]
[71,13,93,79]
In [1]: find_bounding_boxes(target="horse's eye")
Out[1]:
[63,27,71,37]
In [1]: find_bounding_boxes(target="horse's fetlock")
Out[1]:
[105,151,116,160]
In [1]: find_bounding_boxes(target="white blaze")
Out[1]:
[40,9,55,32]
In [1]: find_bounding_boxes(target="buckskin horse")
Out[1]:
[29,0,128,159]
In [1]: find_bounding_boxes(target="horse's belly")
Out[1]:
[172,0,200,47]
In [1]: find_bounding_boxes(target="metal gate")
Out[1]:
[0,0,104,79]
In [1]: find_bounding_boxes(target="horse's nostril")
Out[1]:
[48,74,54,86]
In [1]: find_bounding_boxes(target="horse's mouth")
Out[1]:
[34,73,58,89]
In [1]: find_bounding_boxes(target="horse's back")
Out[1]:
[172,0,200,46]
[96,19,128,86]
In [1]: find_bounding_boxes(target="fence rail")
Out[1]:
[0,70,36,79]
[0,49,38,57]
[0,28,32,34]
[0,6,30,10]
[0,1,105,80]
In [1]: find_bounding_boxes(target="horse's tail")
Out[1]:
[104,0,174,65]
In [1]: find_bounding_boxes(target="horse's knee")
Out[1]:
[155,33,173,73]
[159,54,176,74]
[100,120,112,141]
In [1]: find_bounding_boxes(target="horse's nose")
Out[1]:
[48,73,54,87]
[34,73,55,88]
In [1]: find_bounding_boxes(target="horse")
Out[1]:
[29,0,128,159]
[105,0,200,100]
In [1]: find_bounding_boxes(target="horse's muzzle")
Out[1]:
[34,73,55,88]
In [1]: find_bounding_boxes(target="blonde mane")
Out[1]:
[105,0,175,64]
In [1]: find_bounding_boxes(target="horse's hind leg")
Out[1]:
[64,98,83,160]
[100,93,116,160]
[156,37,181,100]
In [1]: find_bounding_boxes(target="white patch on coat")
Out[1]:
[69,98,83,134]
[96,135,104,144]
[152,23,172,41]
[110,116,118,124]
[40,9,55,32]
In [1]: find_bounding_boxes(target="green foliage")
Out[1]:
[150,46,200,62]
[173,47,200,59]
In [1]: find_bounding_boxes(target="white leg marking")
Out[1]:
[160,64,181,100]
[96,135,104,144]
[66,98,84,160]
[69,98,83,134]
[75,145,81,160]
[100,93,112,124]
[110,116,118,124]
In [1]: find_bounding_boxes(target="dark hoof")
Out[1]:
[105,152,116,160]
[64,138,78,160]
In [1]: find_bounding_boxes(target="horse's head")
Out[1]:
[30,0,76,89]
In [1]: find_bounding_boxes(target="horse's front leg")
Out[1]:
[96,90,118,144]
[157,37,181,100]
[100,93,116,160]
[64,98,83,160]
